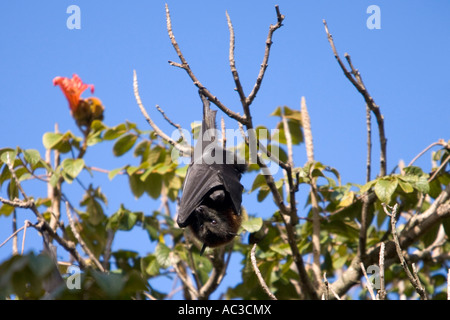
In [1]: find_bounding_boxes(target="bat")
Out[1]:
[177,91,246,255]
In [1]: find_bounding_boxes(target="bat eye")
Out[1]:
[211,219,217,225]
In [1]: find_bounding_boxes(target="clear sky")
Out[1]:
[0,1,449,299]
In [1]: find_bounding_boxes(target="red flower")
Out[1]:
[53,74,95,113]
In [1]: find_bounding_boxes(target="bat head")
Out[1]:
[188,204,241,254]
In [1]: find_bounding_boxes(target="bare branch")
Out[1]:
[323,20,387,177]
[220,117,226,149]
[360,262,377,300]
[429,154,450,182]
[408,139,448,167]
[165,4,246,124]
[65,202,105,272]
[365,105,372,182]
[226,11,247,107]
[155,104,187,141]
[246,5,284,106]
[0,220,33,251]
[251,244,277,300]
[378,242,386,300]
[0,197,35,209]
[382,203,428,300]
[133,70,192,156]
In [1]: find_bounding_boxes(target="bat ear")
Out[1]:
[200,243,207,256]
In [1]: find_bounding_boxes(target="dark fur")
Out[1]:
[177,92,246,254]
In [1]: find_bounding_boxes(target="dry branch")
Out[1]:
[251,244,277,300]
[165,4,246,124]
[65,202,105,272]
[133,70,192,156]
[382,203,428,299]
[323,20,387,177]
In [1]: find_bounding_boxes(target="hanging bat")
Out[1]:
[177,91,246,255]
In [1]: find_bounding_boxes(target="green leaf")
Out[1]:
[374,177,398,204]
[154,243,171,269]
[103,123,127,140]
[144,173,163,199]
[242,217,263,233]
[141,255,160,276]
[257,187,270,202]
[415,176,430,194]
[23,149,41,166]
[270,106,282,117]
[338,191,355,208]
[62,159,85,181]
[43,132,63,149]
[107,206,140,231]
[108,167,124,180]
[398,179,414,193]
[0,203,15,216]
[250,174,267,193]
[129,173,145,199]
[113,134,138,157]
[0,148,17,165]
[42,132,72,153]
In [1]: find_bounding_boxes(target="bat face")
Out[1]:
[184,189,242,254]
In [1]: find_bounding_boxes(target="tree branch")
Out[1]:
[226,11,247,109]
[133,70,192,156]
[165,4,246,124]
[382,203,427,299]
[65,202,105,272]
[300,97,321,287]
[246,5,284,106]
[251,244,277,300]
[323,20,387,177]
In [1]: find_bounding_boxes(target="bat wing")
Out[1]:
[177,163,224,227]
[213,163,244,215]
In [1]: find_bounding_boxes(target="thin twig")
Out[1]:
[0,221,33,250]
[165,4,246,124]
[382,203,428,300]
[251,244,277,300]
[220,117,226,149]
[360,262,377,300]
[246,5,284,106]
[226,11,247,108]
[12,211,18,255]
[429,154,450,182]
[408,139,447,167]
[378,242,386,300]
[322,273,329,300]
[323,20,387,177]
[133,70,192,156]
[65,202,105,272]
[366,105,372,183]
[172,261,198,299]
[155,104,187,142]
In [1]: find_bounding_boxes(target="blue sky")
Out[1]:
[0,1,449,299]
